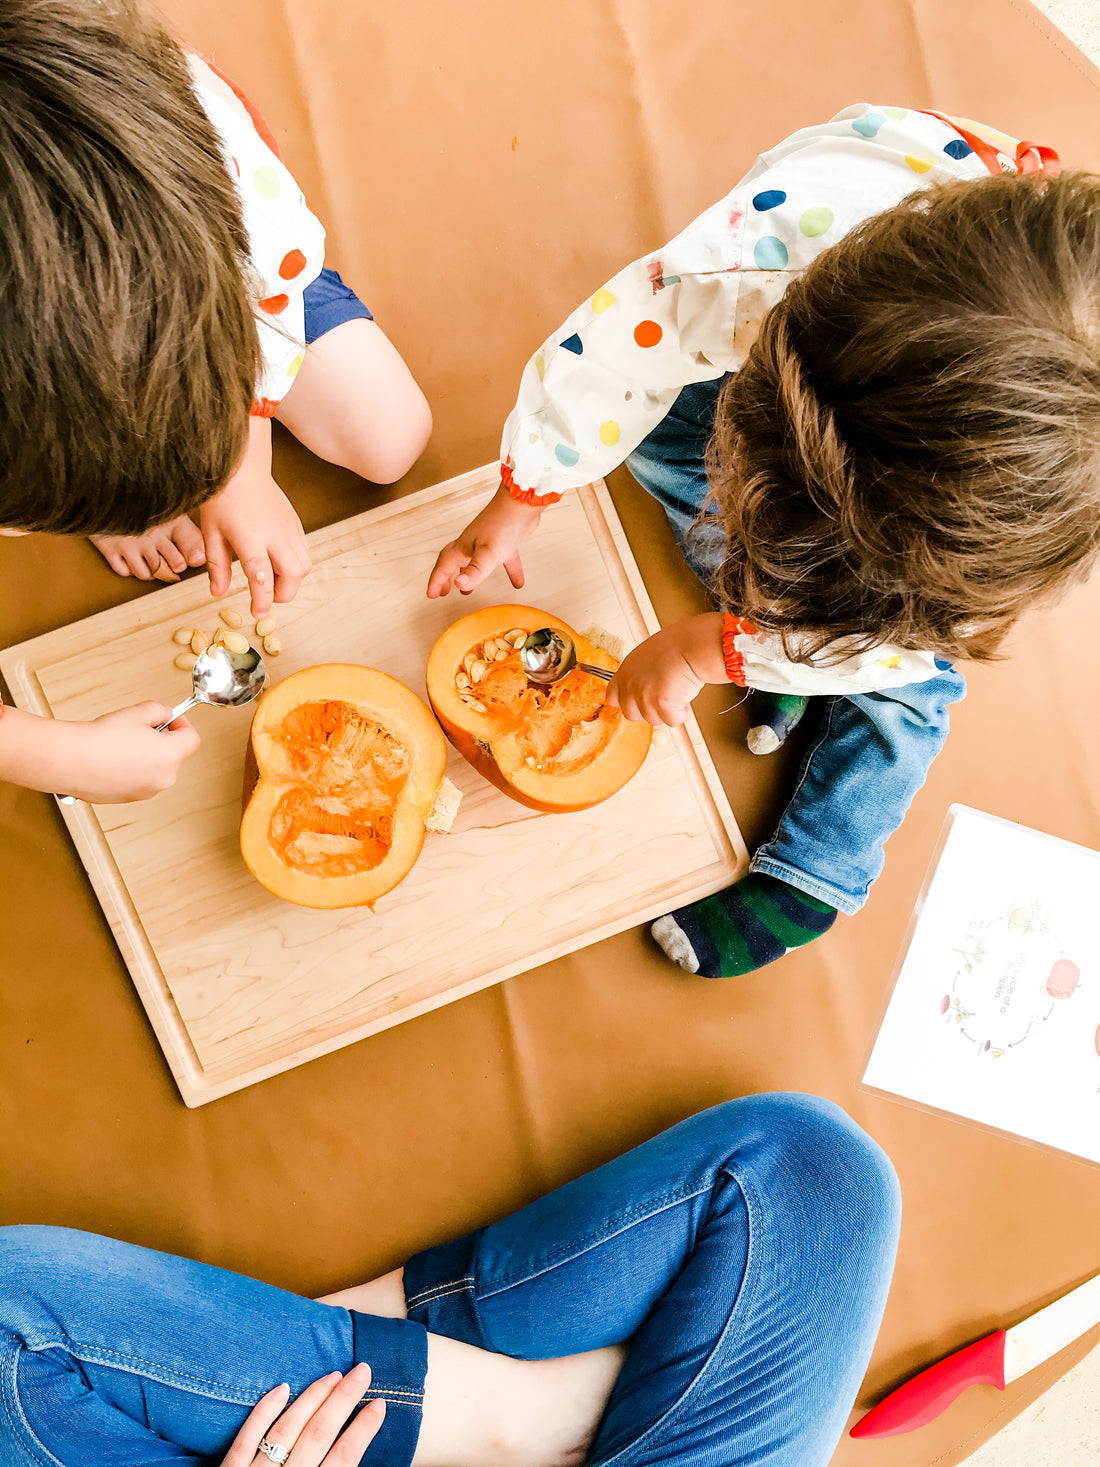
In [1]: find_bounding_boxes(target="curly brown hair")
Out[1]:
[705,169,1100,663]
[0,0,260,535]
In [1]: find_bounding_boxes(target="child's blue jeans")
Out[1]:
[0,1094,900,1467]
[626,378,966,914]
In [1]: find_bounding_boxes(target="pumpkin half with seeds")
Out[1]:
[240,664,448,909]
[425,605,651,814]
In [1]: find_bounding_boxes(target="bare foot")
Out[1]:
[91,514,205,582]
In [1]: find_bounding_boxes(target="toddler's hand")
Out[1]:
[427,484,543,597]
[607,623,717,726]
[91,515,206,583]
[63,704,200,802]
[201,471,311,619]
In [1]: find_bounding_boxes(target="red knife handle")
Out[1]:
[850,1329,1007,1439]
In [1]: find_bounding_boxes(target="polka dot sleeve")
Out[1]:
[186,55,326,415]
[725,621,944,696]
[500,104,990,505]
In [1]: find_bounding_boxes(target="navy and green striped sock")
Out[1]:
[651,873,837,978]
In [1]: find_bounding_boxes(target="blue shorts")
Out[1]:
[301,266,373,344]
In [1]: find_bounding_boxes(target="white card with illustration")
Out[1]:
[863,805,1100,1165]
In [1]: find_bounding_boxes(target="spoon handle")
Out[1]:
[155,693,202,731]
[576,662,615,681]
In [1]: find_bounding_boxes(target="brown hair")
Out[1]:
[705,169,1100,663]
[0,0,260,535]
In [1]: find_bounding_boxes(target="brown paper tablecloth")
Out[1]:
[4,2,1100,1462]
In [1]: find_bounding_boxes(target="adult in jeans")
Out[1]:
[0,1093,900,1467]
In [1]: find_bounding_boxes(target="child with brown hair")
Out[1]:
[429,105,1100,978]
[0,0,430,802]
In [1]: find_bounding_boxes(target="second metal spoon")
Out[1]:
[520,628,614,684]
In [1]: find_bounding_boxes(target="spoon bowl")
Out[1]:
[155,644,267,729]
[520,628,614,685]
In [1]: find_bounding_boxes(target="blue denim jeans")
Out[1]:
[626,377,966,914]
[0,1094,900,1467]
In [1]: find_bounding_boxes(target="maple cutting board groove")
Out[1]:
[1,466,746,1105]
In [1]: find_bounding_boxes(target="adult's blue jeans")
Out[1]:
[0,1093,900,1467]
[626,377,966,914]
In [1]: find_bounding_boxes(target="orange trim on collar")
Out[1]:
[918,110,1060,178]
[182,44,285,163]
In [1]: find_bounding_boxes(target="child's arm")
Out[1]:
[199,415,311,620]
[426,192,758,598]
[0,704,200,803]
[606,613,950,726]
[607,614,727,726]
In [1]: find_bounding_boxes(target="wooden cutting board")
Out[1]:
[1,465,746,1105]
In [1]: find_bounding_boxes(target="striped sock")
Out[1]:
[651,873,837,978]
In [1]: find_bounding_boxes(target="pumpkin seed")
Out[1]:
[263,635,282,656]
[190,629,209,655]
[219,609,245,629]
[462,652,478,674]
[171,627,194,646]
[493,647,509,661]
[174,651,198,671]
[455,672,470,689]
[506,629,527,647]
[468,700,486,713]
[469,659,489,682]
[222,631,249,653]
[255,613,277,636]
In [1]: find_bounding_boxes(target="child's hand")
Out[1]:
[200,470,311,619]
[91,515,206,583]
[606,614,727,726]
[427,485,543,598]
[2,703,198,804]
[64,705,200,802]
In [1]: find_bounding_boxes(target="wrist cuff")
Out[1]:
[250,397,280,418]
[722,612,756,685]
[501,458,562,508]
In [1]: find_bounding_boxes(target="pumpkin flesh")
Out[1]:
[241,665,447,909]
[426,606,651,813]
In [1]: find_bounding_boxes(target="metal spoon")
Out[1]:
[520,628,614,684]
[56,645,267,804]
[154,644,267,729]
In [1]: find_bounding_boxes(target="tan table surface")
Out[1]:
[3,1,1100,1462]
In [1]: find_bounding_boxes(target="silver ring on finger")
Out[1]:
[258,1437,290,1464]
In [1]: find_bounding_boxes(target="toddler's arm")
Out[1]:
[0,703,200,803]
[425,190,755,598]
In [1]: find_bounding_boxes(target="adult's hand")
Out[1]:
[221,1365,385,1467]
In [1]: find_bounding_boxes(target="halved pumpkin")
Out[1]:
[425,605,651,814]
[240,664,448,909]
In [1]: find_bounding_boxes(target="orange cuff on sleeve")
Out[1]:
[722,612,756,685]
[251,398,280,419]
[501,458,562,508]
